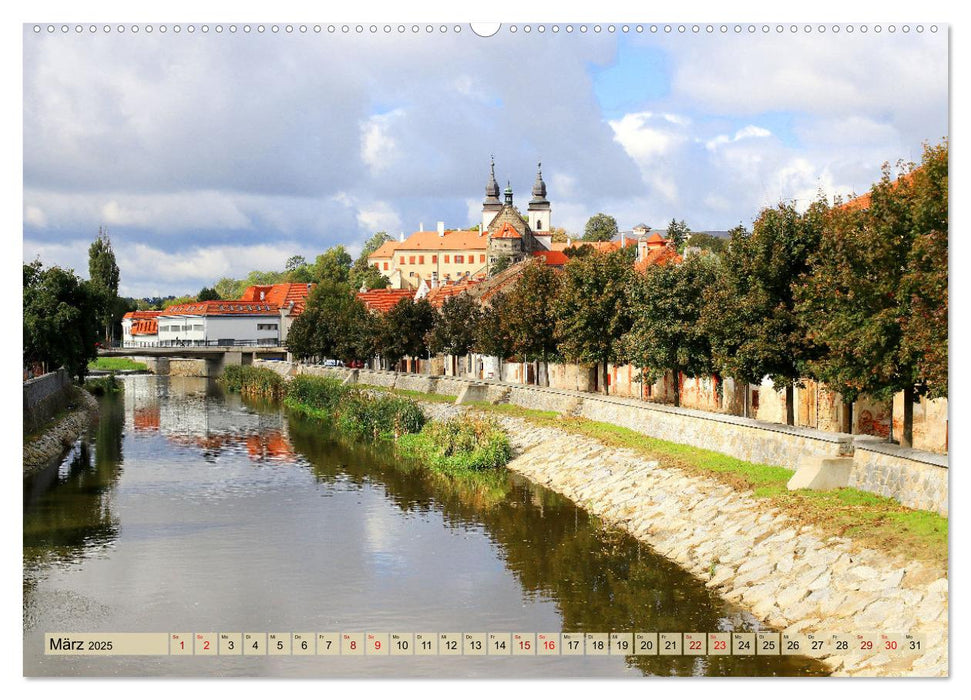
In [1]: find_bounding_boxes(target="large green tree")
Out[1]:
[197,286,221,301]
[505,260,561,380]
[665,218,691,253]
[703,199,827,424]
[554,249,633,394]
[24,260,100,380]
[376,297,436,368]
[350,232,393,291]
[582,213,619,242]
[312,246,353,285]
[624,253,720,407]
[796,141,949,447]
[286,281,376,363]
[88,228,120,344]
[427,294,482,358]
[474,291,515,360]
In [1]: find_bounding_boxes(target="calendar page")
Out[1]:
[21,6,949,686]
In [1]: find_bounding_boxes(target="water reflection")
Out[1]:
[23,375,826,677]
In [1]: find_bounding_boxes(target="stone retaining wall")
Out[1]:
[23,369,72,434]
[849,440,948,516]
[23,389,99,476]
[255,361,948,515]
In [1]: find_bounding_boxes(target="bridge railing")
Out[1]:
[119,339,282,349]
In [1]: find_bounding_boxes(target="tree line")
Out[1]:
[288,142,947,447]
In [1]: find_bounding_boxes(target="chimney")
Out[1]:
[399,231,405,242]
[621,232,626,247]
[437,221,445,237]
[260,290,265,301]
[419,221,424,232]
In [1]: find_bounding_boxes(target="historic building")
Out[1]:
[368,158,555,289]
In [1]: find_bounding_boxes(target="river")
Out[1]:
[23,374,826,677]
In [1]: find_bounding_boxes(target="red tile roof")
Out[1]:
[530,250,570,266]
[240,283,315,313]
[369,240,401,259]
[424,279,479,308]
[645,231,666,244]
[394,229,489,251]
[635,245,682,273]
[356,288,415,313]
[131,318,158,336]
[162,300,280,316]
[492,222,522,239]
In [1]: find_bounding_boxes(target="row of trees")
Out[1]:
[288,142,947,447]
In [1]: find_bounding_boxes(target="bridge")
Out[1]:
[99,345,289,376]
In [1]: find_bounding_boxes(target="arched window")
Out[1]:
[537,219,543,230]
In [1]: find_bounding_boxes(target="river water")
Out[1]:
[23,375,826,677]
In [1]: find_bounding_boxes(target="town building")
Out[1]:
[368,159,556,289]
[122,283,314,347]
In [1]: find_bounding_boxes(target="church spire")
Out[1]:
[483,155,500,204]
[530,160,548,204]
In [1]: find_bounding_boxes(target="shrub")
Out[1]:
[221,365,285,398]
[84,373,122,396]
[399,415,512,473]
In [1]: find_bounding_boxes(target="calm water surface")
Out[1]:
[23,375,826,677]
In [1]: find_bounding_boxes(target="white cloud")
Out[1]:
[24,205,47,228]
[609,111,687,162]
[360,109,405,174]
[705,125,772,151]
[356,201,402,234]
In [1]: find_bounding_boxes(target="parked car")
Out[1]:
[323,359,345,367]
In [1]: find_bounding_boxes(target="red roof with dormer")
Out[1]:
[123,310,163,336]
[492,222,522,239]
[530,250,570,266]
[240,283,315,314]
[162,300,280,316]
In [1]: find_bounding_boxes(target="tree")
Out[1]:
[686,232,727,256]
[286,281,376,363]
[703,199,827,424]
[549,227,570,243]
[214,277,246,301]
[490,253,513,276]
[554,249,633,394]
[376,297,436,368]
[474,291,514,360]
[796,142,948,447]
[350,233,394,291]
[582,213,619,242]
[625,253,720,407]
[666,218,691,253]
[24,260,100,380]
[166,295,196,307]
[312,246,353,285]
[285,255,307,273]
[88,227,120,344]
[427,294,482,357]
[284,255,314,283]
[505,260,561,383]
[197,286,221,301]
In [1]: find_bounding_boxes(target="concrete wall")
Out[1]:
[257,360,948,515]
[23,369,73,433]
[849,438,948,516]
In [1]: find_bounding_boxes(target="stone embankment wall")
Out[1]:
[23,387,98,476]
[420,401,948,677]
[23,369,72,434]
[257,361,947,515]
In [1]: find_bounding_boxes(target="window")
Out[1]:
[479,254,485,263]
[383,262,389,270]
[374,262,380,269]
[399,256,404,264]
[418,255,424,264]
[409,256,415,264]
[432,255,437,264]
[257,323,279,331]
[537,219,543,230]
[751,389,760,411]
[455,255,464,264]
[444,255,450,263]
[193,324,204,331]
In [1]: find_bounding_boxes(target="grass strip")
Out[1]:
[88,357,148,372]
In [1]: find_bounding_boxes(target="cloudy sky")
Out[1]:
[22,23,948,298]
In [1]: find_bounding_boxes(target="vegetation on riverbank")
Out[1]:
[468,402,947,569]
[221,365,286,399]
[398,416,512,475]
[83,374,123,396]
[225,370,511,473]
[88,357,148,372]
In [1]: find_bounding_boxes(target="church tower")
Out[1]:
[481,156,502,233]
[527,161,551,233]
